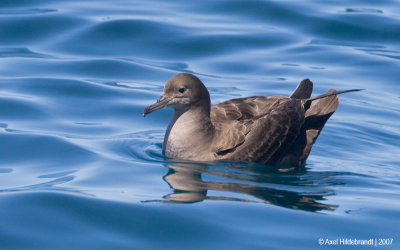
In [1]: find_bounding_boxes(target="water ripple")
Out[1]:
[0,47,54,58]
[0,0,399,248]
[0,8,57,15]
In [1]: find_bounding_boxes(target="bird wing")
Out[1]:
[210,78,313,123]
[211,120,252,155]
[210,96,288,155]
[210,98,305,163]
[210,95,288,122]
[236,99,305,164]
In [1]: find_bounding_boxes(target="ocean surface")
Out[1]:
[1,0,399,249]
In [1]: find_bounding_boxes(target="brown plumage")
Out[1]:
[143,73,361,167]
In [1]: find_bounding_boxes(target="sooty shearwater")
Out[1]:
[143,73,362,166]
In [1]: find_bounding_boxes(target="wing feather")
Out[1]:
[210,96,288,122]
[210,98,305,164]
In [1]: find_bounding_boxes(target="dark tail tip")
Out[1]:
[335,88,364,95]
[290,79,313,99]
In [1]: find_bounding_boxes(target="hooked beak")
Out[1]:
[142,96,171,117]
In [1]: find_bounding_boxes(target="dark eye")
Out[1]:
[178,87,186,93]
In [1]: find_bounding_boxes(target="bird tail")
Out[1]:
[279,87,363,166]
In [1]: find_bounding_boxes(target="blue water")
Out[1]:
[1,0,400,249]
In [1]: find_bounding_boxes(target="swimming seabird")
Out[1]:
[143,73,361,166]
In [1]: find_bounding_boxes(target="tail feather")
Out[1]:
[279,83,363,166]
[290,79,313,99]
[298,89,340,164]
[279,89,340,166]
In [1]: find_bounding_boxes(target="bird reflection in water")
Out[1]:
[150,162,338,213]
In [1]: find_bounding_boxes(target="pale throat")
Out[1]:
[163,105,214,160]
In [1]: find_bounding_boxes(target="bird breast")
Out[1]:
[163,109,214,161]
